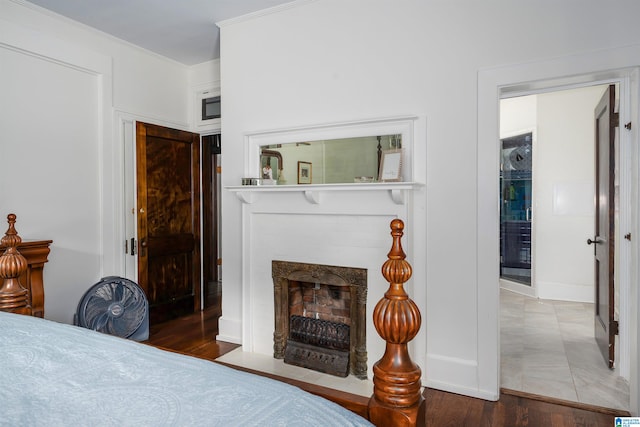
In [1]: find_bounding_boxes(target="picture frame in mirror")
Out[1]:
[297,161,312,184]
[378,149,403,182]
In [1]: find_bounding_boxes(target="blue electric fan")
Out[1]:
[75,276,149,341]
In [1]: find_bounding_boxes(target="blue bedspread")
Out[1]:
[0,311,372,426]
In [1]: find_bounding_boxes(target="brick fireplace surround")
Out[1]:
[272,260,368,379]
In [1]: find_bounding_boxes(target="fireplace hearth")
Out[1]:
[272,260,367,379]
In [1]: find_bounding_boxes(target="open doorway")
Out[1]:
[478,47,640,416]
[499,85,629,411]
[202,133,222,309]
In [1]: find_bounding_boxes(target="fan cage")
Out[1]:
[75,276,149,340]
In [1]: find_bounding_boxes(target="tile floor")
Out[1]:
[500,288,630,411]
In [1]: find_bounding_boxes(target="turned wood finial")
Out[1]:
[369,218,425,426]
[0,214,31,315]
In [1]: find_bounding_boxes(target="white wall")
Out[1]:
[1,46,102,322]
[536,86,608,301]
[1,0,191,322]
[218,0,640,405]
[501,97,537,137]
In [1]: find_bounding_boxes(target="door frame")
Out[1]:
[478,46,640,414]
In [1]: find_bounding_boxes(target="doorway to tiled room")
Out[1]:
[499,85,629,412]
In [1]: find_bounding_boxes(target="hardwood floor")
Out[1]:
[147,281,240,361]
[147,301,240,361]
[425,389,626,427]
[145,283,629,426]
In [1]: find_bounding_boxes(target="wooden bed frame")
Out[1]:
[368,218,426,426]
[0,214,425,426]
[0,214,31,316]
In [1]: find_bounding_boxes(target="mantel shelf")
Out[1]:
[225,182,424,205]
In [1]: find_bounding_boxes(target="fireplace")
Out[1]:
[272,260,367,379]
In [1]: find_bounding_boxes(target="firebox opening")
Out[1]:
[272,260,368,379]
[284,281,352,377]
[291,281,351,325]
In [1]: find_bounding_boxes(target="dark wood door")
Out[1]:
[136,122,201,324]
[592,84,618,368]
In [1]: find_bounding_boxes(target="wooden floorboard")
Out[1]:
[424,388,624,427]
[144,288,630,426]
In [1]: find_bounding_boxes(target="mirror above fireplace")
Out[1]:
[244,115,417,186]
[260,134,401,185]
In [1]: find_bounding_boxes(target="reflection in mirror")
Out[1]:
[261,149,282,183]
[260,134,401,185]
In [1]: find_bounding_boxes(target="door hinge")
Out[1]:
[611,320,619,336]
[217,258,222,265]
[625,233,631,241]
[625,122,632,130]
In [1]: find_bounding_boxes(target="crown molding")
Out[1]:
[216,0,318,28]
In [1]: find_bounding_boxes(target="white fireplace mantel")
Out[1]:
[228,175,426,381]
[221,115,428,382]
[226,182,424,205]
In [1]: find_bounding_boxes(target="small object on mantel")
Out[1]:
[354,176,374,183]
[241,178,263,186]
[0,213,31,315]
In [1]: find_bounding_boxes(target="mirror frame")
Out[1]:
[244,116,417,184]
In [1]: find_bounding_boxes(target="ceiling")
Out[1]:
[26,0,294,65]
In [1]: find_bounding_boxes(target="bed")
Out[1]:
[0,310,373,426]
[0,214,424,426]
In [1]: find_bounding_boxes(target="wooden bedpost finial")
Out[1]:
[369,218,425,427]
[0,214,31,315]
